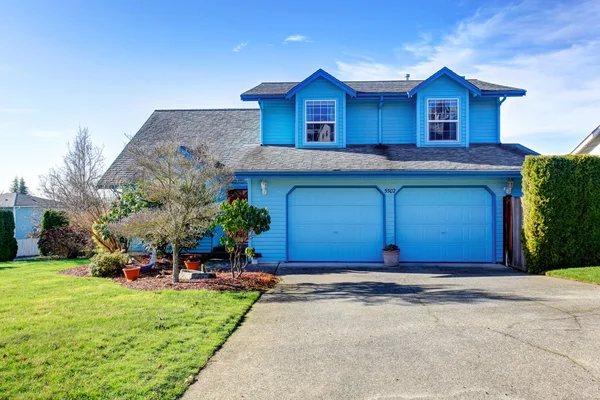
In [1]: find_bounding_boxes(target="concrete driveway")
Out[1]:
[183,264,600,400]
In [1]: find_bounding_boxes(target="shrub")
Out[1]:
[41,210,68,232]
[522,155,600,273]
[0,210,18,261]
[38,226,93,259]
[88,252,128,277]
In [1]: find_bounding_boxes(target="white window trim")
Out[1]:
[303,99,338,145]
[426,98,460,143]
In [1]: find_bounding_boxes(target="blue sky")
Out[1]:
[1,0,599,194]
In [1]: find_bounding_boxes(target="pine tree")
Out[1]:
[9,177,18,193]
[18,177,28,195]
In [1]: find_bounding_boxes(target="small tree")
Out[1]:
[18,178,28,195]
[94,185,153,251]
[0,210,18,261]
[213,200,270,278]
[41,210,69,232]
[110,133,233,283]
[39,127,117,252]
[9,177,18,193]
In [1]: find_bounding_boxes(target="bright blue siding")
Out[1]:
[295,77,346,148]
[14,208,39,240]
[382,99,416,144]
[470,97,499,143]
[346,99,378,144]
[396,187,493,262]
[287,187,384,261]
[249,176,510,263]
[261,100,295,145]
[416,75,468,147]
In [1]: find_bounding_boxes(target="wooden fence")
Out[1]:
[16,238,39,258]
[503,196,525,271]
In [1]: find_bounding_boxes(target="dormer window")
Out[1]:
[305,100,336,143]
[427,99,458,141]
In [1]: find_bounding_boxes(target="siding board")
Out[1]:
[470,97,499,143]
[261,100,295,145]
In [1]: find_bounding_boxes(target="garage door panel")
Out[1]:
[396,187,493,262]
[288,188,384,262]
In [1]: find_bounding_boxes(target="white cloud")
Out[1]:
[233,42,248,52]
[284,34,311,43]
[335,0,600,154]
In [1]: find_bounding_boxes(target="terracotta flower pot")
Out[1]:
[184,260,201,270]
[122,266,141,281]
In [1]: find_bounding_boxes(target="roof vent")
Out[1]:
[405,73,410,81]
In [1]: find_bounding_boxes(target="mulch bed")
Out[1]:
[59,265,279,292]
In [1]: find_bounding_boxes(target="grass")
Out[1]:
[546,266,600,285]
[0,259,260,399]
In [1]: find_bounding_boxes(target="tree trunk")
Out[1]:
[172,242,180,283]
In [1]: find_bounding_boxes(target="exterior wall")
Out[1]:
[249,175,515,263]
[382,99,416,144]
[469,97,499,143]
[261,100,295,145]
[295,77,346,148]
[416,75,469,147]
[346,99,378,144]
[14,207,40,240]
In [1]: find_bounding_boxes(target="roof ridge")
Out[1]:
[154,108,260,112]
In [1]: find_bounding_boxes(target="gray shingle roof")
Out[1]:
[235,143,537,173]
[99,109,536,186]
[242,79,525,97]
[0,193,57,208]
[99,109,261,187]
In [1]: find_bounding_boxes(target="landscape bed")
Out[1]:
[0,259,265,399]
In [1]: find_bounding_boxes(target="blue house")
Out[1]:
[100,67,536,264]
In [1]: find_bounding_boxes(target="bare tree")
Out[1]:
[110,133,233,283]
[39,127,119,251]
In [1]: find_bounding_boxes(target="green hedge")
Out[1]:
[0,210,18,261]
[41,209,68,232]
[522,155,600,273]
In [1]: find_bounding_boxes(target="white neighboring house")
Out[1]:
[571,125,600,155]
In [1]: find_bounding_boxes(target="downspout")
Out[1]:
[378,96,384,145]
[258,99,263,145]
[497,95,507,143]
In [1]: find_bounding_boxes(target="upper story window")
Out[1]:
[427,99,458,141]
[305,100,336,143]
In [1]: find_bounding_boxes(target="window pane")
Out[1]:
[428,122,457,141]
[306,100,335,122]
[306,123,335,142]
[428,99,458,121]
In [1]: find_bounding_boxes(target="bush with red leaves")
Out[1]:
[38,227,94,259]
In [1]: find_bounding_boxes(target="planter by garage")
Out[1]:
[382,245,400,267]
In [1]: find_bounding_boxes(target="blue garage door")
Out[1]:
[396,187,493,262]
[288,187,384,262]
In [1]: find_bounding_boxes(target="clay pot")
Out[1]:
[122,266,141,281]
[184,260,201,270]
[383,250,400,267]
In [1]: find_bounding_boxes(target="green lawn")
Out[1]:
[0,259,260,400]
[546,266,600,285]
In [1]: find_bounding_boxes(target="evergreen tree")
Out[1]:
[18,177,28,194]
[9,177,18,193]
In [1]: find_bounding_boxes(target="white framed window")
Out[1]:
[427,98,459,142]
[305,100,336,143]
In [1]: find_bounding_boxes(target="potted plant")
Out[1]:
[122,265,141,281]
[382,244,400,267]
[184,256,201,270]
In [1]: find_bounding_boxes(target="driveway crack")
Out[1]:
[406,284,440,324]
[534,301,582,329]
[489,328,598,382]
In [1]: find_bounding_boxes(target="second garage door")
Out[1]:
[288,187,384,262]
[395,187,494,262]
